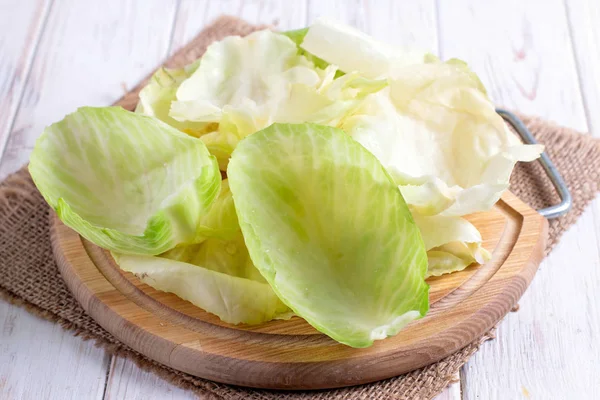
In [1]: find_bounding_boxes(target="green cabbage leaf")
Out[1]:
[228,123,429,347]
[113,232,290,325]
[29,106,221,255]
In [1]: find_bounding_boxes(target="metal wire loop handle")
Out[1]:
[496,109,572,219]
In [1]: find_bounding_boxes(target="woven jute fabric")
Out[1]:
[1,16,600,400]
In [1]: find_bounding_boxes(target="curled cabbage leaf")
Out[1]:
[109,172,289,325]
[29,106,221,255]
[300,17,426,78]
[299,18,541,218]
[169,29,387,169]
[280,28,330,70]
[343,61,543,217]
[228,123,429,348]
[413,213,491,277]
[170,30,320,124]
[275,65,387,125]
[113,232,290,325]
[136,62,215,137]
[196,179,239,240]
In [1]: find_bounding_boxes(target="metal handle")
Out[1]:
[496,109,572,219]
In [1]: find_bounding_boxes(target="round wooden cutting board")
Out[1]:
[50,191,547,390]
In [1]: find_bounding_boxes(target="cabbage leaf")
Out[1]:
[111,178,290,325]
[136,62,215,137]
[343,61,543,217]
[196,179,239,240]
[170,30,320,124]
[29,106,221,255]
[301,18,542,218]
[413,213,491,277]
[301,17,426,78]
[169,29,387,170]
[280,28,330,70]
[228,123,429,347]
[113,233,290,325]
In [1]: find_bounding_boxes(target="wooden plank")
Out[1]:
[460,215,600,399]
[0,3,110,399]
[438,0,586,130]
[0,1,179,399]
[0,301,110,399]
[0,0,51,168]
[0,0,179,180]
[204,0,308,31]
[565,0,600,136]
[437,1,600,398]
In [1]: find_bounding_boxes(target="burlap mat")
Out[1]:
[1,16,599,400]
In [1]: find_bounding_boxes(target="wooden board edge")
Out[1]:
[49,194,549,389]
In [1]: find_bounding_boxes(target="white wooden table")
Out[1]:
[1,1,599,399]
